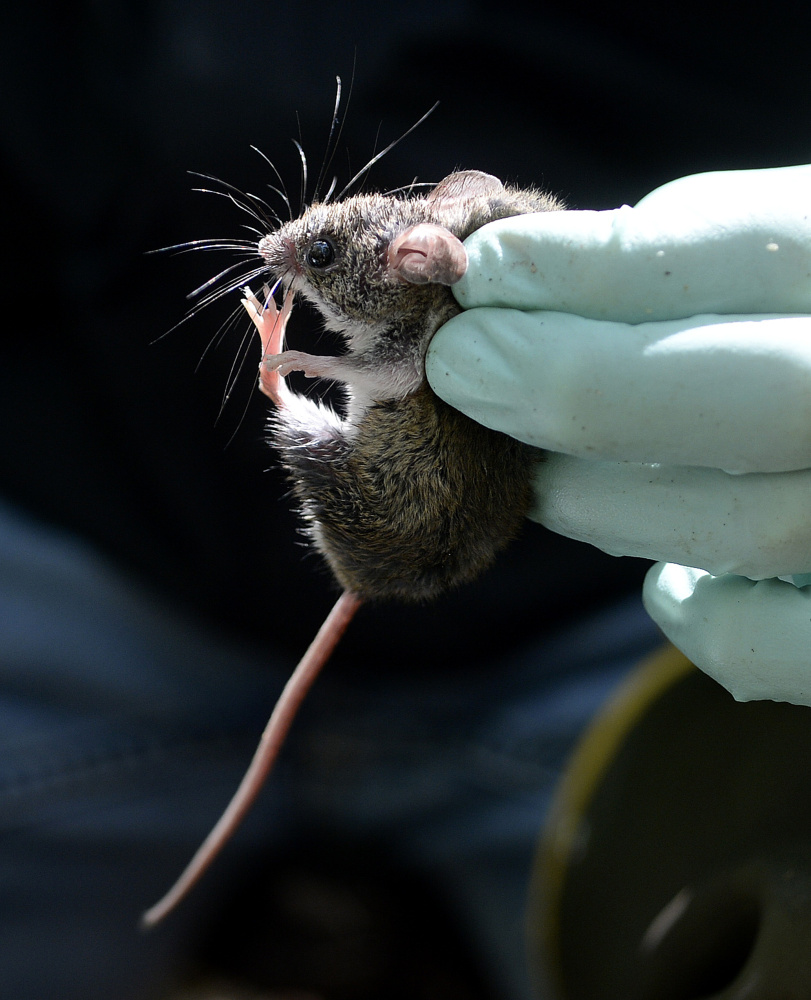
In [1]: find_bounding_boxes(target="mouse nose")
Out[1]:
[637,859,811,998]
[258,233,298,274]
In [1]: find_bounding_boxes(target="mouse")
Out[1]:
[142,168,562,928]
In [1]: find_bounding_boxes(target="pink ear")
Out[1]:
[387,224,468,286]
[427,170,504,205]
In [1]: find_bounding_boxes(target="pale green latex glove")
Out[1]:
[425,164,811,706]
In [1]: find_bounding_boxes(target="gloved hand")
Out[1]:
[425,164,811,706]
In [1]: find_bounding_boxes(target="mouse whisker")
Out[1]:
[239,226,270,242]
[238,193,284,229]
[153,259,267,346]
[322,175,339,204]
[188,260,268,303]
[291,139,308,213]
[196,300,251,375]
[150,237,257,256]
[334,101,439,202]
[256,187,288,224]
[216,310,261,416]
[250,146,293,221]
[192,186,279,230]
[383,180,436,197]
[312,72,352,204]
[189,172,281,230]
[186,299,265,447]
[256,276,285,305]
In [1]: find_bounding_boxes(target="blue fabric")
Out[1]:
[0,498,661,999]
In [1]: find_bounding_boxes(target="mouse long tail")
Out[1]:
[141,589,362,929]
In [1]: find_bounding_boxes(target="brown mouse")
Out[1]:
[142,169,561,928]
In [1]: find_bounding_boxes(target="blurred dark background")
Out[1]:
[2,3,810,998]
[4,1,808,672]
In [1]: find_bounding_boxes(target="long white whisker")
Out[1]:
[191,186,280,229]
[150,238,257,255]
[312,74,342,203]
[313,72,354,204]
[335,102,439,201]
[383,180,435,197]
[323,175,338,204]
[189,172,280,228]
[240,225,270,241]
[188,260,267,301]
[250,146,293,221]
[292,139,308,212]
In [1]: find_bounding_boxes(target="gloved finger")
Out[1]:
[643,564,811,706]
[426,309,811,473]
[453,164,811,323]
[532,455,811,580]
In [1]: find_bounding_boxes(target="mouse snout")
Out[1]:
[258,233,298,277]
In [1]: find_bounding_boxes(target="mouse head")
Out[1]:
[257,202,462,336]
[256,171,522,333]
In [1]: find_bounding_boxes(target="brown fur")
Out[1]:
[284,385,539,600]
[263,171,561,601]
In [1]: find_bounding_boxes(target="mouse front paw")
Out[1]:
[262,351,342,380]
[241,285,346,402]
[241,284,291,355]
[241,284,296,405]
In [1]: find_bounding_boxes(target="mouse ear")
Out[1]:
[387,224,468,286]
[427,170,505,206]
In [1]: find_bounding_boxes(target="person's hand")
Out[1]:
[425,164,811,705]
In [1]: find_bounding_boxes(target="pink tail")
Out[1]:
[141,589,362,928]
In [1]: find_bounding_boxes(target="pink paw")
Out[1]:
[241,286,344,404]
[241,285,294,405]
[262,350,337,379]
[261,351,309,378]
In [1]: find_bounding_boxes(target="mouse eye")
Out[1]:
[305,238,336,269]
